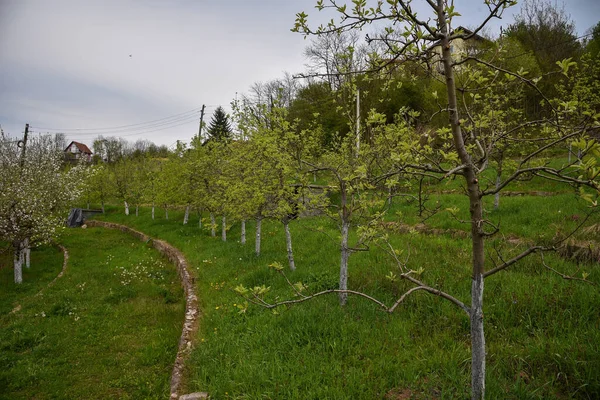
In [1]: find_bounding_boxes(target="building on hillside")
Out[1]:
[64,141,93,162]
[431,26,489,73]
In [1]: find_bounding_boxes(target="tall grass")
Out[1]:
[0,227,184,399]
[93,198,599,399]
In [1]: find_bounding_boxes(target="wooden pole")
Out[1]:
[19,123,29,168]
[198,104,206,141]
[355,89,360,154]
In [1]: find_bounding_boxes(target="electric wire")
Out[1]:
[31,105,210,132]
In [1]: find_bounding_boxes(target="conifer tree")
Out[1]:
[206,106,233,142]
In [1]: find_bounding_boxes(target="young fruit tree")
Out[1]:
[0,133,87,283]
[235,1,600,399]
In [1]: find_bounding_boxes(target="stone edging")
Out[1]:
[86,220,201,399]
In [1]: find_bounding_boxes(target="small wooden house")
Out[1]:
[64,141,93,162]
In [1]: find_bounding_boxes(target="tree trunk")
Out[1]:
[284,220,296,271]
[339,219,350,306]
[135,205,139,217]
[101,200,105,213]
[152,204,155,220]
[183,205,190,225]
[494,158,503,210]
[165,208,169,220]
[471,273,486,400]
[255,216,262,256]
[198,210,202,228]
[210,213,216,237]
[23,238,30,269]
[124,201,129,215]
[241,220,246,244]
[494,175,501,210]
[87,202,90,209]
[436,5,486,397]
[13,242,23,284]
[222,216,227,242]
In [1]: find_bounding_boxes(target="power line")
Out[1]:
[31,105,206,133]
[30,116,200,139]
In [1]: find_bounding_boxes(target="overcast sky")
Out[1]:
[1,0,598,148]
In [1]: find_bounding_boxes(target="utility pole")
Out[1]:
[355,89,360,155]
[198,104,206,141]
[19,123,29,168]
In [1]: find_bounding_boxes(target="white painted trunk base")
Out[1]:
[339,220,350,306]
[14,244,23,284]
[222,216,227,242]
[471,274,486,400]
[255,217,262,256]
[241,220,246,244]
[284,222,296,271]
[494,175,501,210]
[210,213,216,237]
[183,206,189,225]
[23,238,30,269]
[124,201,129,215]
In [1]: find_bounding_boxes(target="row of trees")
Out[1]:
[3,1,598,398]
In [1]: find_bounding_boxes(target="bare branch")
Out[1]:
[540,253,597,286]
[483,245,547,278]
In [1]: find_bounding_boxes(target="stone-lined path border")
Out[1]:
[86,220,202,399]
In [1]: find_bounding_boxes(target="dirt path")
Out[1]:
[85,220,202,399]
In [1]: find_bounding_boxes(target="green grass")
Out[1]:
[0,227,185,399]
[90,199,600,399]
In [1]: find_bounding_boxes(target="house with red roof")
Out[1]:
[64,141,93,162]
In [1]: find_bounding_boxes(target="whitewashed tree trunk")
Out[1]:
[151,204,155,220]
[339,219,350,306]
[222,216,227,242]
[183,205,190,225]
[135,205,139,217]
[436,8,487,397]
[198,211,202,228]
[255,216,262,256]
[124,201,129,215]
[165,208,169,220]
[101,201,105,213]
[471,273,486,400]
[241,220,246,244]
[210,213,216,237]
[23,238,30,269]
[284,220,296,271]
[13,242,23,284]
[494,174,501,210]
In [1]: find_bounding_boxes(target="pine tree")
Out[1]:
[206,106,232,142]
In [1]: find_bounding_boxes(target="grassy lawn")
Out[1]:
[91,195,599,399]
[0,227,185,400]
